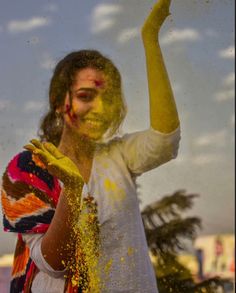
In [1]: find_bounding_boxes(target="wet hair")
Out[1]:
[38,50,127,146]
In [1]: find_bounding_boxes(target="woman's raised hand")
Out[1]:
[24,139,83,188]
[142,0,172,36]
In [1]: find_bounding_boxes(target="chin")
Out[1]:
[84,126,110,141]
[70,123,110,142]
[80,131,105,143]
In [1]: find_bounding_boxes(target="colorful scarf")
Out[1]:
[1,150,94,292]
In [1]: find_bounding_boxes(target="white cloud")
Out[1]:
[219,46,235,59]
[117,27,139,44]
[214,89,234,102]
[160,28,201,45]
[0,99,11,111]
[92,4,122,19]
[214,73,235,102]
[90,4,122,34]
[7,17,50,33]
[192,153,222,166]
[24,100,47,113]
[40,53,56,70]
[93,19,114,34]
[194,130,227,148]
[223,72,235,87]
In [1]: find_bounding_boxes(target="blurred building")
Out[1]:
[149,233,235,292]
[194,234,235,280]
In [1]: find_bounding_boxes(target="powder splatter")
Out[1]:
[63,190,101,292]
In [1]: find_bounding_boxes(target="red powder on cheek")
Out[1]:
[66,104,77,122]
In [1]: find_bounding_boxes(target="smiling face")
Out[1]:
[61,67,116,141]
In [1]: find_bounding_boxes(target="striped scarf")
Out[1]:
[1,150,91,292]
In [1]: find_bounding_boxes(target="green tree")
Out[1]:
[141,190,225,293]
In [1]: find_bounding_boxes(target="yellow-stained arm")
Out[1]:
[142,0,180,133]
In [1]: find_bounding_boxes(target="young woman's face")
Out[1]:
[62,67,116,141]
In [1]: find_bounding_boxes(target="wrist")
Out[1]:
[62,184,83,208]
[63,177,84,192]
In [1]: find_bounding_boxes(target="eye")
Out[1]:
[76,92,94,102]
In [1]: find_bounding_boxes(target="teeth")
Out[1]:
[86,119,103,126]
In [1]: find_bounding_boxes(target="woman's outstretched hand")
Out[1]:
[24,139,83,189]
[142,0,172,36]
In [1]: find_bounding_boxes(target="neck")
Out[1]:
[57,125,96,162]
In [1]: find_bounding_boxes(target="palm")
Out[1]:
[24,139,83,186]
[48,155,82,183]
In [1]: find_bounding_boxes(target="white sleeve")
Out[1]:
[22,234,67,278]
[118,126,181,175]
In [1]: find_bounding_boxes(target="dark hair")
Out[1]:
[38,50,127,146]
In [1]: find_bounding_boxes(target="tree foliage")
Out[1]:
[141,190,227,293]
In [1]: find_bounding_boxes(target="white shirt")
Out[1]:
[23,127,181,293]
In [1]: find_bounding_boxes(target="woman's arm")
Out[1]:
[24,140,84,271]
[142,0,180,133]
[41,185,82,271]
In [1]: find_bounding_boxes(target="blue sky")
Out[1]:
[0,0,234,255]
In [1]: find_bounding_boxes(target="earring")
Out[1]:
[55,111,64,128]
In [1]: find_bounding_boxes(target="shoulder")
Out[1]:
[102,127,181,175]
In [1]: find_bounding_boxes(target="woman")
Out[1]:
[1,0,180,292]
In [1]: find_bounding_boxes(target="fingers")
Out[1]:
[24,139,64,160]
[23,144,36,152]
[43,142,65,160]
[24,141,64,180]
[24,144,51,165]
[30,139,46,151]
[24,139,53,164]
